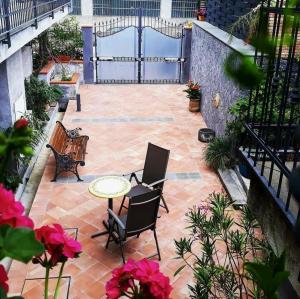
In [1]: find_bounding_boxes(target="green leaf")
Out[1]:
[174,265,186,277]
[2,227,44,263]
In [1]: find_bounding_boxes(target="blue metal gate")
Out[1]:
[94,10,185,84]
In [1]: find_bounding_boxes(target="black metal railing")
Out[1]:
[241,1,300,233]
[0,0,71,47]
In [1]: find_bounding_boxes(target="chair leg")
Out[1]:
[105,231,113,249]
[160,194,169,213]
[153,229,161,261]
[119,240,126,264]
[118,195,127,215]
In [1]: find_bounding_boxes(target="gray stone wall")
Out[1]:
[190,21,255,136]
[248,177,300,297]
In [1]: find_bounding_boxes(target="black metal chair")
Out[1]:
[105,189,162,263]
[118,143,170,215]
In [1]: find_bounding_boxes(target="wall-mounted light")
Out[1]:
[212,93,221,108]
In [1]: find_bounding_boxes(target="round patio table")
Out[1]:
[89,175,131,238]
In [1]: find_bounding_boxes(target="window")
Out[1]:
[93,0,161,17]
[171,0,198,18]
[71,0,81,15]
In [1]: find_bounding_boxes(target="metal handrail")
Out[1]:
[0,0,71,47]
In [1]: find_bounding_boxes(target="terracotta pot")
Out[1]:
[56,55,71,63]
[189,99,200,112]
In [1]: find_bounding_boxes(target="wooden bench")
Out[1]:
[46,121,89,182]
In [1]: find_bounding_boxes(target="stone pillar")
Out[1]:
[181,27,192,83]
[81,0,93,16]
[82,25,94,84]
[0,49,26,129]
[160,0,172,19]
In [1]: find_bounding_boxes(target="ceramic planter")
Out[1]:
[189,99,200,112]
[198,128,216,142]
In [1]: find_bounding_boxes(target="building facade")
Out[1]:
[71,0,201,20]
[0,0,71,128]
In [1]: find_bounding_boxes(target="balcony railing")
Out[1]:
[0,0,71,47]
[240,2,300,239]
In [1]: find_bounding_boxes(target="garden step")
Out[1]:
[217,168,247,207]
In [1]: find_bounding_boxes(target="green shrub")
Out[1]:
[204,136,236,170]
[25,76,63,121]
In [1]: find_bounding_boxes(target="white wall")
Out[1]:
[160,0,172,19]
[81,0,93,16]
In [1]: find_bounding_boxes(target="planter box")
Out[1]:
[55,60,84,83]
[50,73,80,100]
[21,276,71,299]
[38,60,56,84]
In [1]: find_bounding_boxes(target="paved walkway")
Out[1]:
[9,85,223,298]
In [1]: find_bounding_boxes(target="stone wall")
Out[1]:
[190,21,255,136]
[248,176,300,297]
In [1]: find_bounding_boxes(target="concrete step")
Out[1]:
[218,168,248,207]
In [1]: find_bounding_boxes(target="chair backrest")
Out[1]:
[125,189,161,235]
[142,143,170,187]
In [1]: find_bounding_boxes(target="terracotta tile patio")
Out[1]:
[8,84,224,298]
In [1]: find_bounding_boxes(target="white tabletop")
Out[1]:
[89,176,131,199]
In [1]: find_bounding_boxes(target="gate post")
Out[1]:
[181,26,193,84]
[82,25,94,84]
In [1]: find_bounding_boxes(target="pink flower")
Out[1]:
[106,278,121,299]
[106,259,172,299]
[14,118,29,130]
[0,265,8,293]
[0,185,34,229]
[35,224,81,266]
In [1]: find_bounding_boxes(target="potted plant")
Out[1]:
[183,81,202,112]
[204,136,237,171]
[196,8,207,21]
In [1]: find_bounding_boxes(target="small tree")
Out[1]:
[174,193,289,299]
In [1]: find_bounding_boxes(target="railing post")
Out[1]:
[33,0,38,29]
[137,7,142,84]
[3,0,11,47]
[51,0,55,18]
[76,94,81,112]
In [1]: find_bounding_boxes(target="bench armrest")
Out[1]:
[66,127,82,138]
[108,209,125,230]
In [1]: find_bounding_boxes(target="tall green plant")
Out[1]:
[174,192,289,299]
[25,76,63,121]
[49,17,83,59]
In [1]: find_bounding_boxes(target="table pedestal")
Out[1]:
[91,198,113,239]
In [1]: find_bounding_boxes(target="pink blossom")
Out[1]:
[35,224,81,266]
[106,259,172,299]
[0,185,34,229]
